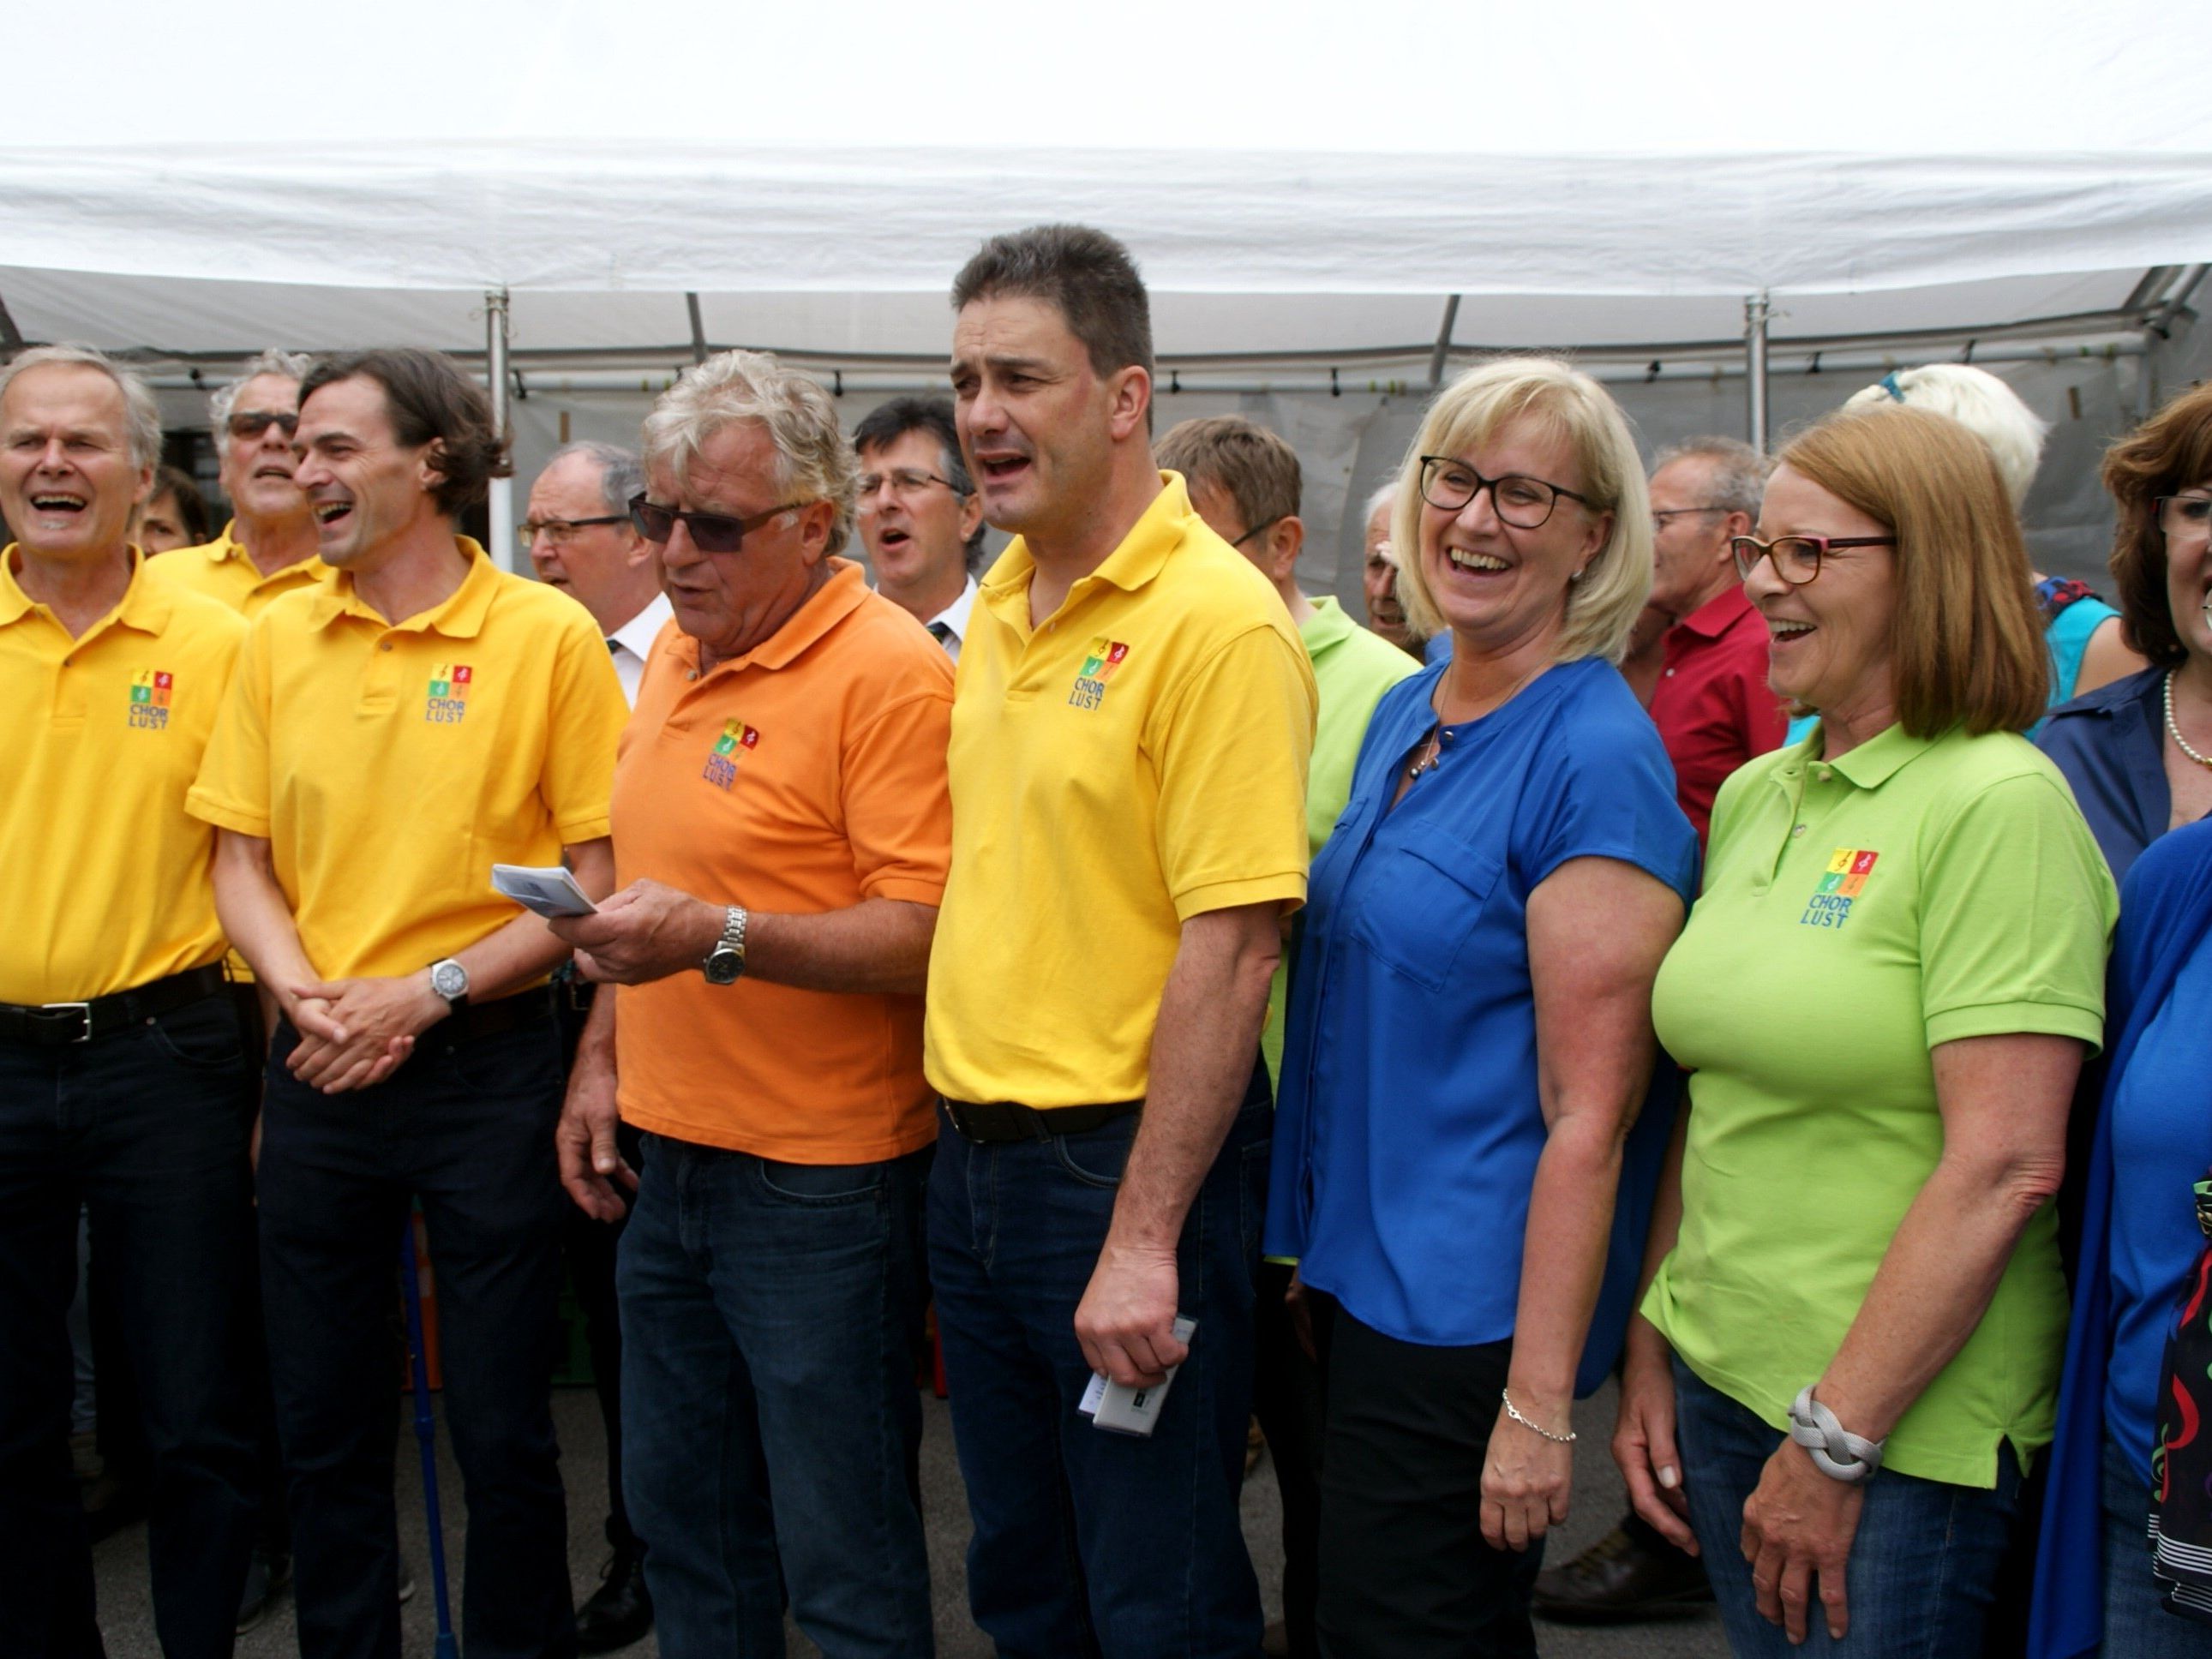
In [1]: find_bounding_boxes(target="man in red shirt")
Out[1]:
[1644,437,1789,846]
[1538,434,1786,1626]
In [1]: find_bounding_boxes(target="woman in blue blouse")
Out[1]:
[2038,380,2212,885]
[1266,357,1698,1657]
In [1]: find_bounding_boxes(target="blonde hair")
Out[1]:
[1391,356,1650,662]
[642,349,859,557]
[1841,364,2047,511]
[1778,405,2047,734]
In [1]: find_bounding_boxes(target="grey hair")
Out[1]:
[209,348,313,455]
[641,349,858,557]
[545,440,644,518]
[0,344,162,470]
[1842,363,2048,511]
[1363,479,1400,524]
[1652,436,1771,518]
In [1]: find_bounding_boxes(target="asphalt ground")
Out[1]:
[93,1379,1729,1657]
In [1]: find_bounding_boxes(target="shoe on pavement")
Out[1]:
[1532,1520,1713,1623]
[574,1542,654,1653]
[236,1548,293,1635]
[397,1552,417,1604]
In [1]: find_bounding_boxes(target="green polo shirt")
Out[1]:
[1262,597,1420,1084]
[1644,721,2114,1486]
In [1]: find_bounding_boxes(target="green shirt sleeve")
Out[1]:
[1918,769,2116,1051]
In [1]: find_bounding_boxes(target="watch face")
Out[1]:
[703,946,742,986]
[431,961,468,999]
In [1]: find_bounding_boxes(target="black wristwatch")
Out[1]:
[702,905,748,985]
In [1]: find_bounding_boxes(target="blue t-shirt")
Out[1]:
[2103,924,2212,1482]
[1264,655,1699,1349]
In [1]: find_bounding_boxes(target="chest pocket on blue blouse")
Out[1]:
[1349,839,1505,991]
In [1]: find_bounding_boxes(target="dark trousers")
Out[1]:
[1254,1259,1324,1659]
[1312,1297,1541,1659]
[555,977,638,1554]
[929,1069,1274,1659]
[259,1009,575,1659]
[0,991,262,1658]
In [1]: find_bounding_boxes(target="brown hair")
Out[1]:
[299,349,510,518]
[1777,405,2047,735]
[2101,380,2212,671]
[1153,416,1302,531]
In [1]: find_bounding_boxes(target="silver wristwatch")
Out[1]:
[428,956,471,1009]
[702,905,748,985]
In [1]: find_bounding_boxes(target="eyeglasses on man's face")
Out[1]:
[226,410,299,441]
[855,469,959,513]
[1652,506,1729,532]
[628,493,807,555]
[1729,533,1897,585]
[517,514,626,552]
[1418,457,1592,530]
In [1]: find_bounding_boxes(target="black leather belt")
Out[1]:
[0,965,230,1047]
[438,985,558,1045]
[941,1096,1142,1144]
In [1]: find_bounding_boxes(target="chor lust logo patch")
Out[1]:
[425,663,473,724]
[1801,847,1879,930]
[704,718,759,789]
[128,669,172,731]
[1067,638,1130,711]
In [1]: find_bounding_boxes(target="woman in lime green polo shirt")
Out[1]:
[1616,405,2116,1655]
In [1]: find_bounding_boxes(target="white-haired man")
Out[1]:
[551,349,953,1656]
[147,348,326,616]
[0,344,261,1656]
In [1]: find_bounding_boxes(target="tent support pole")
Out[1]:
[686,293,710,365]
[486,289,514,570]
[1428,295,1460,390]
[1745,291,1771,453]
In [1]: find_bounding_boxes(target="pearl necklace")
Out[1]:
[2165,672,2212,771]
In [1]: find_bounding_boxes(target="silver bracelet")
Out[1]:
[1787,1386,1885,1483]
[1501,1387,1576,1444]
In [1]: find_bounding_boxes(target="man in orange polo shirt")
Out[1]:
[552,349,953,1657]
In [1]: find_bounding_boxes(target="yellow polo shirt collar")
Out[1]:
[0,545,173,636]
[303,536,501,638]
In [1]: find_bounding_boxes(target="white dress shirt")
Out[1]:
[605,591,674,708]
[920,574,979,663]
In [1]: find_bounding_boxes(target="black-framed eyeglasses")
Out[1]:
[1418,456,1593,530]
[2157,494,2212,542]
[518,514,627,551]
[628,493,808,554]
[855,468,959,511]
[1730,533,1897,585]
[226,410,299,440]
[1652,506,1730,530]
[1228,515,1283,549]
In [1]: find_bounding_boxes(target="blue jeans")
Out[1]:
[928,1071,1273,1659]
[0,991,261,1659]
[2104,1436,2212,1655]
[618,1132,933,1659]
[1672,1359,2019,1656]
[259,1010,574,1659]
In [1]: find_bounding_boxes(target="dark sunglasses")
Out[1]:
[227,409,299,440]
[628,493,808,554]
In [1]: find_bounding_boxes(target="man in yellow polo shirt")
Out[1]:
[145,347,327,617]
[0,345,261,1657]
[189,348,627,1659]
[928,225,1318,1657]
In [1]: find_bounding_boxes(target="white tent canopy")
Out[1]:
[4,0,2209,588]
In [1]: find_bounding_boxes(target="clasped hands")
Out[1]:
[283,973,446,1093]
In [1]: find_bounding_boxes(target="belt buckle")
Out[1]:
[33,1002,93,1044]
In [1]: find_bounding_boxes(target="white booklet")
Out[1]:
[1077,1315,1197,1437]
[490,863,599,919]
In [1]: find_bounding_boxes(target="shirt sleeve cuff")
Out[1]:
[1171,871,1307,923]
[1924,1000,2107,1054]
[553,814,613,846]
[184,789,269,839]
[860,875,948,907]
